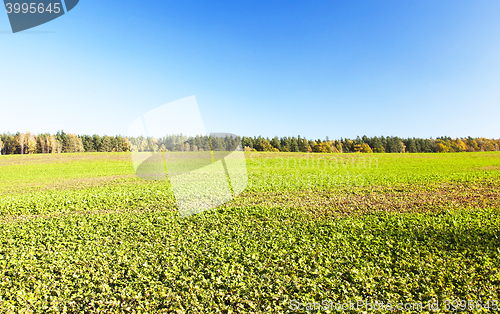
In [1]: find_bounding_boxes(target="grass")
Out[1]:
[2,152,499,194]
[0,152,499,313]
[246,151,500,190]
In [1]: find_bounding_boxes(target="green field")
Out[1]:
[0,152,499,312]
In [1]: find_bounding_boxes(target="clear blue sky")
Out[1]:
[1,0,499,139]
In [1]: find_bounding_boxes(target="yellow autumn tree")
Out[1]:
[67,133,84,153]
[257,138,274,152]
[435,143,449,153]
[26,133,37,154]
[312,142,332,153]
[451,139,467,152]
[360,143,373,153]
[335,142,343,153]
[476,138,496,151]
[466,138,479,152]
[48,136,59,153]
[17,133,26,154]
[122,138,130,152]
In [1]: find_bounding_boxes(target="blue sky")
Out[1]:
[1,0,499,139]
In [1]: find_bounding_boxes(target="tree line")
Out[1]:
[0,131,129,155]
[241,136,500,153]
[0,132,499,155]
[129,134,241,153]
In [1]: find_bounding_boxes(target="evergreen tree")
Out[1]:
[280,137,291,152]
[270,136,281,151]
[101,136,113,152]
[81,135,95,152]
[290,137,299,152]
[241,136,254,150]
[93,135,102,152]
[406,138,417,153]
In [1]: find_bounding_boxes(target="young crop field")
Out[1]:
[0,152,499,313]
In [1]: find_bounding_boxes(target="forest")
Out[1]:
[0,131,499,155]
